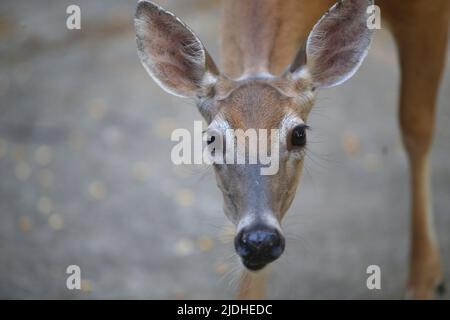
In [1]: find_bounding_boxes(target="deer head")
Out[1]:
[134,0,373,271]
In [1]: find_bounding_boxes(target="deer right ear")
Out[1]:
[290,0,374,89]
[134,1,219,99]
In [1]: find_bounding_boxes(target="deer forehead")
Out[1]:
[214,80,312,130]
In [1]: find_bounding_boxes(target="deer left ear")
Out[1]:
[134,1,219,99]
[290,0,374,89]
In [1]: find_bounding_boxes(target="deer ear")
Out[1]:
[290,0,374,89]
[134,1,219,99]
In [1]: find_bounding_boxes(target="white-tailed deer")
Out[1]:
[134,0,450,299]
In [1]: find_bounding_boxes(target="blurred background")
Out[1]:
[0,0,449,299]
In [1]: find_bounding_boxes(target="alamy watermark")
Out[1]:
[66,265,81,290]
[366,265,381,290]
[171,121,280,176]
[367,5,381,30]
[66,5,81,30]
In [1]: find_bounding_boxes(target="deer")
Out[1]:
[134,0,450,299]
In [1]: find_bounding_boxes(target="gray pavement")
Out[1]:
[0,0,449,299]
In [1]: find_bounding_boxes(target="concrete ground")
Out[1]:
[0,0,449,299]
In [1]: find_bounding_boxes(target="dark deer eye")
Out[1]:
[291,125,307,147]
[207,135,215,145]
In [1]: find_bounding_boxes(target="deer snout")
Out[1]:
[234,225,285,271]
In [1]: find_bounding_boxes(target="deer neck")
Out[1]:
[219,0,335,79]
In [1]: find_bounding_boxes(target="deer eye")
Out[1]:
[207,135,215,145]
[291,125,307,147]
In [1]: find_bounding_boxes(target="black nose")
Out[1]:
[234,225,285,271]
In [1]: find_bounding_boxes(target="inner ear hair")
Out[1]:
[134,0,220,99]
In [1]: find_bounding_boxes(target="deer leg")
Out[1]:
[388,4,450,299]
[236,269,269,299]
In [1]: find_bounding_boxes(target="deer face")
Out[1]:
[206,79,315,270]
[135,0,373,270]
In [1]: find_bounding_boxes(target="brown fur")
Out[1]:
[135,0,450,300]
[219,0,450,299]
